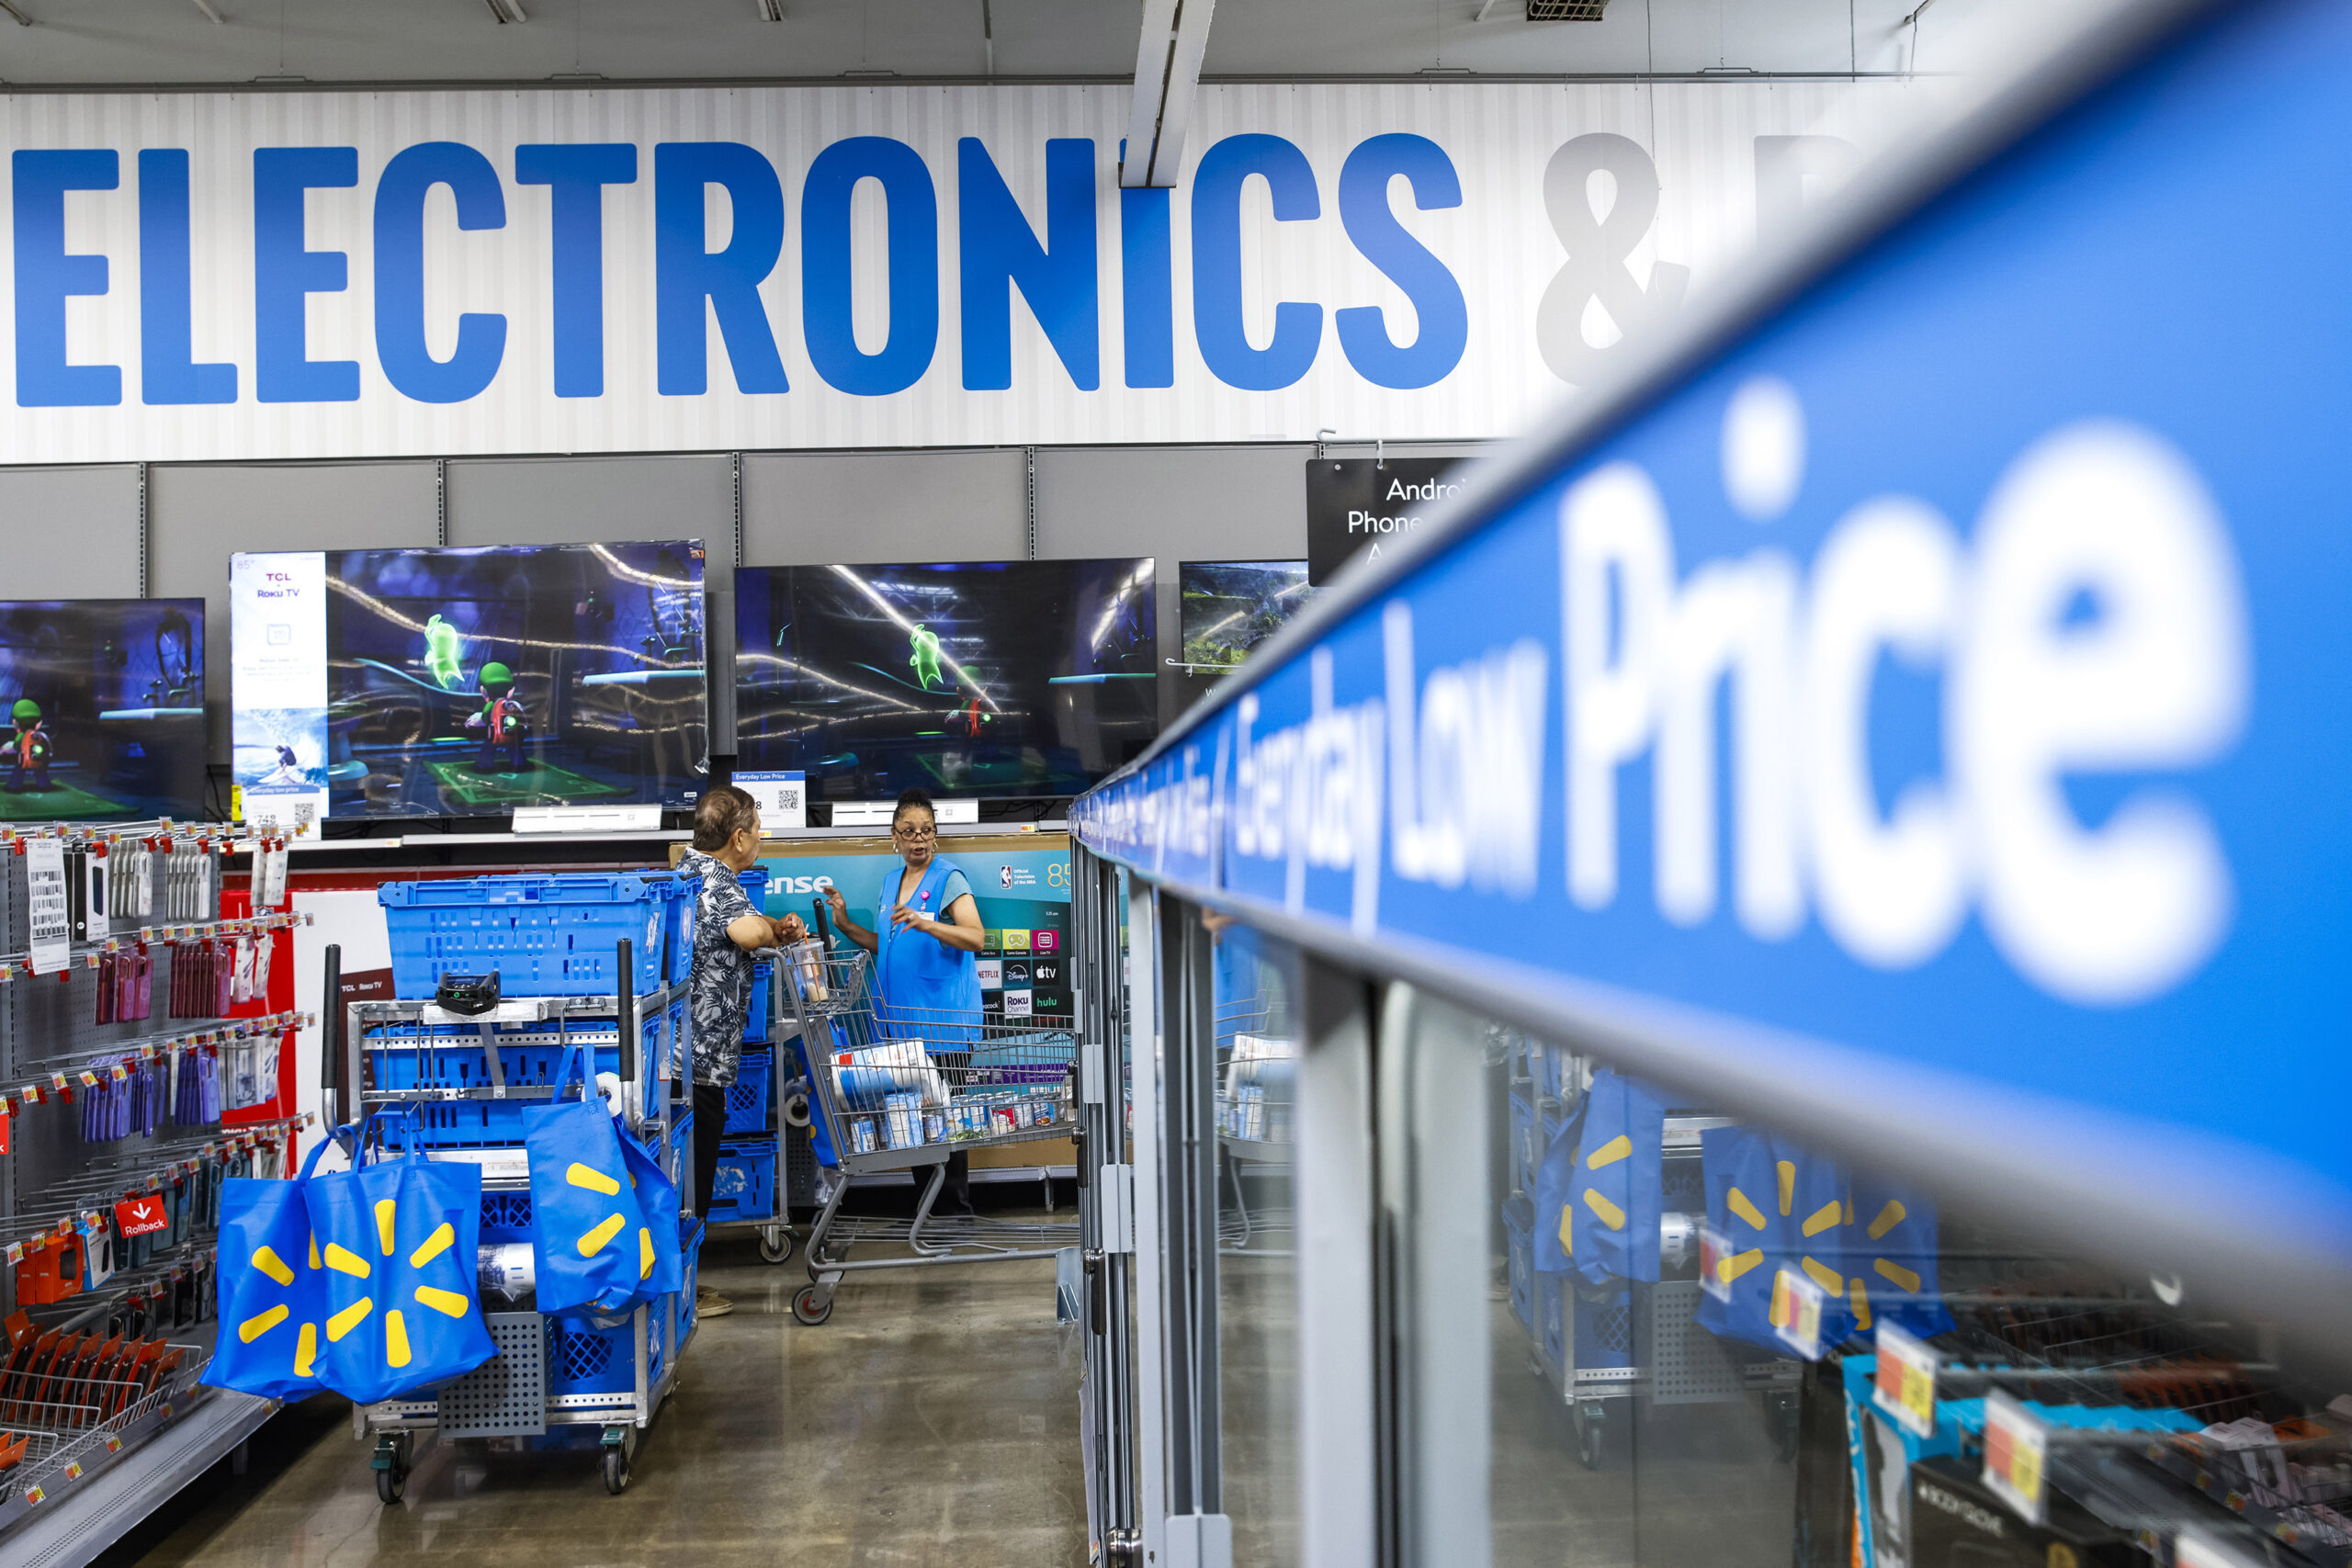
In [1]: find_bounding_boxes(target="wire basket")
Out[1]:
[780,948,1076,1163]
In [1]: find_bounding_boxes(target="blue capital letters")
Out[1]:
[958,138,1097,391]
[13,149,120,408]
[802,137,938,397]
[653,142,788,396]
[1191,134,1322,393]
[139,150,236,405]
[254,146,360,403]
[1119,178,1173,389]
[514,142,637,398]
[374,141,508,404]
[1336,134,1467,389]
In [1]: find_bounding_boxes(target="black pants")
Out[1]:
[693,1080,728,1221]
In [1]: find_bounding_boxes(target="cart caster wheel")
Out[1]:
[1575,1407,1606,1471]
[792,1284,833,1326]
[602,1449,630,1495]
[759,1227,796,1265]
[377,1467,406,1505]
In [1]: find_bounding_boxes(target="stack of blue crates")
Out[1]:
[374,870,704,1386]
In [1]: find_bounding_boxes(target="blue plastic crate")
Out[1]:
[1574,1282,1635,1370]
[1503,1195,1534,1332]
[725,1048,774,1135]
[379,873,684,999]
[367,1009,673,1146]
[707,1137,776,1223]
[479,1188,535,1243]
[545,1304,663,1399]
[1540,1272,1567,1368]
[667,1110,693,1190]
[743,961,773,1044]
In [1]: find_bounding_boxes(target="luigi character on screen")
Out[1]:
[6,698,54,794]
[465,662,529,773]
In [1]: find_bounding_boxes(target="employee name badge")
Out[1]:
[1871,1320,1939,1438]
[1770,1266,1827,1359]
[1697,1220,1735,1303]
[1982,1389,2051,1526]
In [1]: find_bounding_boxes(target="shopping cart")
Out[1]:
[772,943,1080,1326]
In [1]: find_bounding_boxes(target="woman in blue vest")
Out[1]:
[822,788,987,1206]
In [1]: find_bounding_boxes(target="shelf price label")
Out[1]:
[1698,1220,1735,1303]
[1770,1265,1827,1359]
[1871,1320,1939,1438]
[1983,1390,2050,1525]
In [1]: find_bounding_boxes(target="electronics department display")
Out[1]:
[0,601,206,825]
[734,558,1156,803]
[230,542,708,824]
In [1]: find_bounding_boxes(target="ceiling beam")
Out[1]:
[1122,0,1215,188]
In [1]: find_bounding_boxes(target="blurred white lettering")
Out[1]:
[1557,413,2246,1005]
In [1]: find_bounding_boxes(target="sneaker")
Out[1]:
[695,1287,734,1319]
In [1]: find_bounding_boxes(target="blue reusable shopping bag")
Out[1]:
[1695,1125,1860,1356]
[1844,1175,1957,1342]
[1565,1070,1668,1286]
[616,1122,684,1300]
[523,1042,656,1318]
[205,1135,336,1402]
[302,1115,496,1404]
[1532,1114,1580,1278]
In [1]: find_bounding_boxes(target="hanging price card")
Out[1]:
[1983,1390,2050,1525]
[1871,1320,1939,1438]
[49,1073,66,1091]
[1770,1265,1827,1359]
[1698,1220,1734,1303]
[78,1071,98,1089]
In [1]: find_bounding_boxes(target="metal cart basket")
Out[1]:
[773,944,1080,1326]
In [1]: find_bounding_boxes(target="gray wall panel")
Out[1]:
[148,461,438,767]
[447,454,737,745]
[0,466,143,599]
[741,450,1028,568]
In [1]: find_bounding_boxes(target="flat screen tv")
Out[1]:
[735,558,1157,802]
[230,542,707,822]
[0,599,206,822]
[1174,560,1315,704]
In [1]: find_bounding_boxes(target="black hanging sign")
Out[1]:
[1304,457,1470,586]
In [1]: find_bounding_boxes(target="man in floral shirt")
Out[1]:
[677,785,802,1318]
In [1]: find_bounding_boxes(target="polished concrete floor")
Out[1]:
[106,1227,1089,1568]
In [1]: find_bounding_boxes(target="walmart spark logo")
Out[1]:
[235,1233,322,1381]
[566,1161,656,1282]
[1713,1161,1928,1334]
[243,1201,476,1373]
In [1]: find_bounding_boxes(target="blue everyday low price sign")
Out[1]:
[1077,0,2352,1281]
